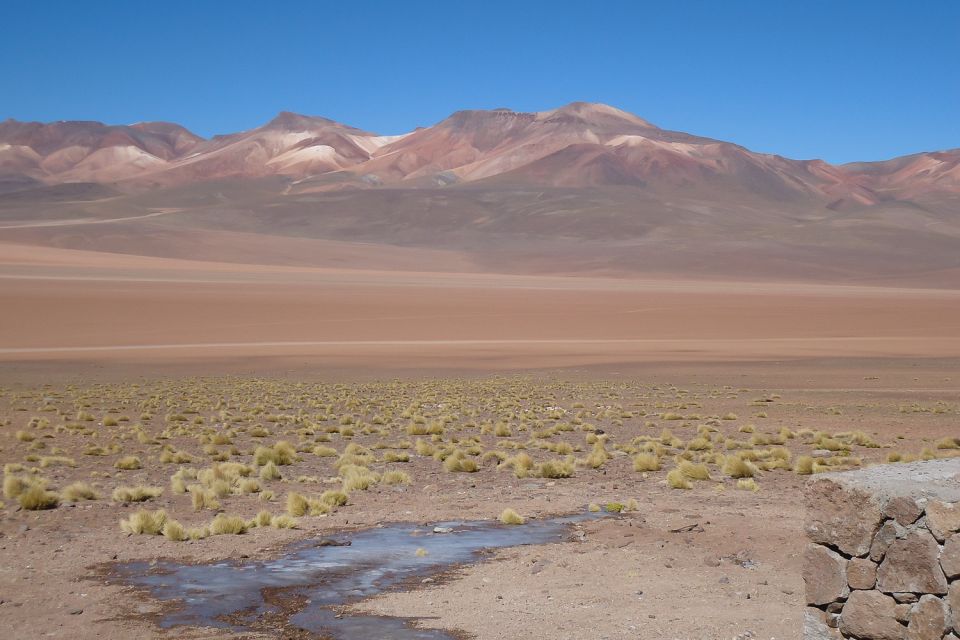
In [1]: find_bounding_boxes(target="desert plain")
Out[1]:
[0,230,958,640]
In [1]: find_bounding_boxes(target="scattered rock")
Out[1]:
[839,590,906,640]
[925,501,960,542]
[806,478,884,557]
[947,583,960,630]
[315,538,351,547]
[882,496,924,526]
[804,607,841,639]
[847,557,878,590]
[905,594,947,640]
[940,533,960,579]
[68,608,83,615]
[871,520,906,562]
[432,526,454,534]
[876,528,948,594]
[804,544,850,605]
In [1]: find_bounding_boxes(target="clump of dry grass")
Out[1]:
[442,451,478,473]
[722,455,757,479]
[536,459,574,478]
[320,489,348,507]
[259,461,282,481]
[793,455,814,475]
[253,441,297,466]
[209,514,248,535]
[190,486,220,511]
[39,456,76,468]
[501,453,534,478]
[159,449,193,464]
[120,509,167,535]
[382,470,411,485]
[19,484,60,510]
[736,478,759,492]
[112,485,163,503]
[62,481,99,501]
[499,508,525,525]
[666,468,692,489]
[3,474,29,499]
[270,514,298,529]
[114,456,142,470]
[286,491,331,517]
[936,437,960,450]
[633,453,661,472]
[678,460,710,480]
[162,519,187,541]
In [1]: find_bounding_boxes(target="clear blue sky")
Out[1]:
[3,0,958,163]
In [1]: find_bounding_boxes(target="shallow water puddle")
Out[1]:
[110,513,599,639]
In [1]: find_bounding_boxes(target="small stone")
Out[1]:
[876,528,948,595]
[893,593,919,604]
[847,557,877,590]
[68,608,83,615]
[939,533,960,578]
[894,603,912,623]
[804,544,850,605]
[906,595,947,640]
[871,520,906,561]
[432,527,453,534]
[839,590,906,640]
[804,608,841,639]
[925,501,960,542]
[947,583,960,630]
[703,556,720,567]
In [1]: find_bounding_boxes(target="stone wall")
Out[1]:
[804,459,960,640]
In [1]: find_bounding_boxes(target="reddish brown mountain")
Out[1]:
[1,103,957,207]
[0,118,202,185]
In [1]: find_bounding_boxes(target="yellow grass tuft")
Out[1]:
[62,482,99,501]
[114,456,142,470]
[209,514,248,535]
[120,509,167,535]
[499,508,525,525]
[19,484,60,510]
[382,470,411,485]
[666,468,693,489]
[633,453,661,472]
[162,519,187,541]
[112,485,163,503]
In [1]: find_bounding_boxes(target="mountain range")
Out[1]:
[1,103,958,284]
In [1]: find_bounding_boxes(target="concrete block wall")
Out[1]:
[804,459,960,639]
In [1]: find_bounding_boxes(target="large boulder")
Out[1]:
[806,477,883,557]
[804,544,850,605]
[905,595,948,640]
[941,533,960,579]
[876,528,948,595]
[839,590,906,640]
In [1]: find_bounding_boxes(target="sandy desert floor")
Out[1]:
[0,243,959,640]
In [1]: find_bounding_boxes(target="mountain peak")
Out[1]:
[540,102,658,129]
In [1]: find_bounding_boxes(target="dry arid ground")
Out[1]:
[0,243,959,640]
